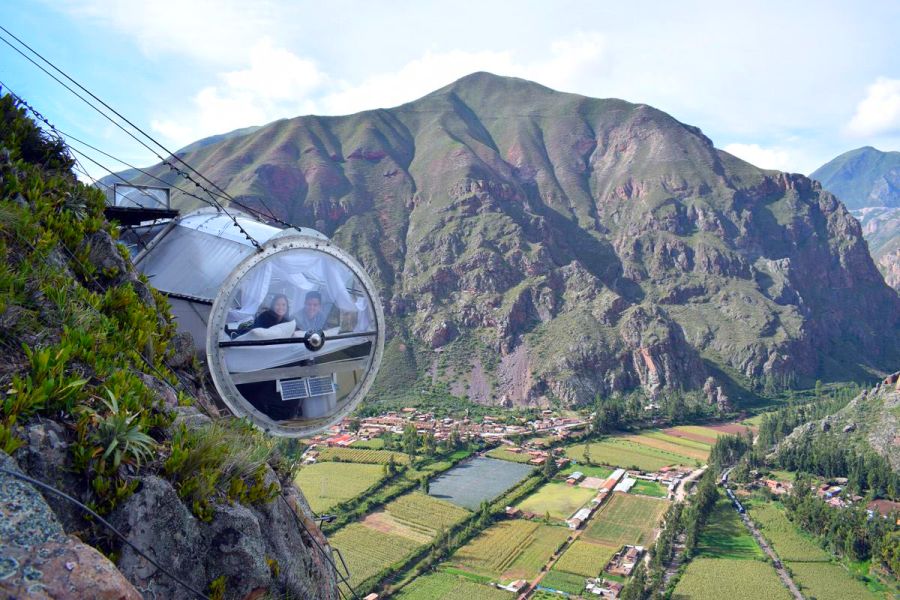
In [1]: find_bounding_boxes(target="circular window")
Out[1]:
[206,235,384,437]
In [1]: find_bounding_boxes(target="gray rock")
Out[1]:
[166,331,196,370]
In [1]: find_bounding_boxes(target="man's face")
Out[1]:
[305,297,321,317]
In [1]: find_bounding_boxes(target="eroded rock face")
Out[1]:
[110,471,340,600]
[0,452,142,600]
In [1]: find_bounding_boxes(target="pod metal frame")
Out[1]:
[206,234,385,437]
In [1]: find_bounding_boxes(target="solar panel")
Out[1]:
[278,378,309,401]
[307,376,335,397]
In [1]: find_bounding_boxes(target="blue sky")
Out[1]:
[3,0,900,179]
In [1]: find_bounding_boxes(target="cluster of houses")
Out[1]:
[564,469,626,529]
[606,545,645,577]
[584,578,624,598]
[306,408,589,447]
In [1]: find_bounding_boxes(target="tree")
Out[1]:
[422,431,436,456]
[620,562,648,600]
[542,456,558,480]
[348,418,361,433]
[402,423,419,459]
[583,441,592,465]
[419,475,429,493]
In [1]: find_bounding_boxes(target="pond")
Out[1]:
[428,456,534,510]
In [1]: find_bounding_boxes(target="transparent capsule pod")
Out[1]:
[206,235,385,437]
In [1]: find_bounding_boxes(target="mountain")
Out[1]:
[810,146,900,209]
[115,72,900,406]
[853,206,900,291]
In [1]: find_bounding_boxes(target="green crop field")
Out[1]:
[386,492,471,537]
[451,520,570,582]
[583,493,668,546]
[673,558,792,600]
[516,481,596,519]
[666,425,723,444]
[641,430,713,452]
[540,569,585,595]
[317,446,409,464]
[566,439,697,471]
[352,437,386,449]
[629,479,668,498]
[559,464,613,479]
[624,433,710,461]
[329,523,420,588]
[486,447,535,463]
[788,561,879,600]
[697,497,763,560]
[294,462,386,513]
[553,540,618,577]
[394,572,512,600]
[748,502,830,562]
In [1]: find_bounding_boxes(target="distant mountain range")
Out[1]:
[810,147,900,291]
[811,147,900,209]
[110,72,900,406]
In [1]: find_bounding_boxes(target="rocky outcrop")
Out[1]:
[852,206,900,291]
[0,452,141,600]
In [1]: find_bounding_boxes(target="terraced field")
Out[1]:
[317,446,409,464]
[673,558,792,600]
[566,439,697,471]
[293,462,386,513]
[516,481,596,520]
[583,493,668,546]
[394,572,512,600]
[553,540,618,577]
[329,523,420,588]
[451,520,570,582]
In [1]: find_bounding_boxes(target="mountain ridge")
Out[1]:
[112,72,900,407]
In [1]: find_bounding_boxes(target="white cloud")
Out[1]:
[151,39,325,146]
[323,32,607,115]
[52,0,277,64]
[723,143,793,171]
[846,77,900,137]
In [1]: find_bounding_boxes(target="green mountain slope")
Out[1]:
[110,72,900,406]
[811,146,900,209]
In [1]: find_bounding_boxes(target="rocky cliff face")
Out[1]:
[853,206,900,291]
[114,73,900,405]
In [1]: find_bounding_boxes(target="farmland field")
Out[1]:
[673,558,792,600]
[429,457,534,510]
[451,520,570,581]
[317,446,409,464]
[748,502,830,562]
[663,425,724,445]
[486,447,535,463]
[640,430,713,452]
[351,437,385,449]
[516,481,596,519]
[329,523,420,588]
[697,497,763,560]
[624,433,710,461]
[629,479,668,498]
[387,493,471,536]
[540,569,585,595]
[788,561,878,600]
[394,572,512,600]
[294,462,386,513]
[583,493,668,546]
[560,464,613,479]
[553,540,618,577]
[566,439,697,471]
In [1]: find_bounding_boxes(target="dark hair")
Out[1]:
[305,290,322,303]
[270,293,290,313]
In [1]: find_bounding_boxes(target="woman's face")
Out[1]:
[273,297,288,318]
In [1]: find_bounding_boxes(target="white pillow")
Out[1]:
[235,319,296,341]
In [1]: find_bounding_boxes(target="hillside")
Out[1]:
[853,206,900,290]
[811,146,900,209]
[777,373,900,473]
[110,72,900,406]
[0,94,339,599]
